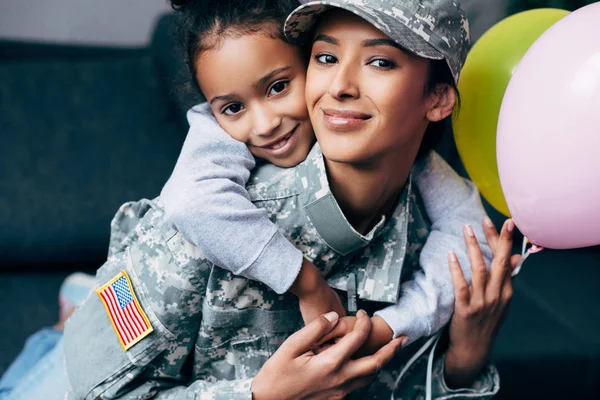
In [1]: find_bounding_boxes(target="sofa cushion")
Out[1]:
[0,46,185,271]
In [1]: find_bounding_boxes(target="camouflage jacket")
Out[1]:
[161,104,493,344]
[64,146,499,399]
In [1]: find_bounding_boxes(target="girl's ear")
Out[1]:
[426,84,456,122]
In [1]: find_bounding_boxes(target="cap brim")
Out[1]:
[284,1,444,62]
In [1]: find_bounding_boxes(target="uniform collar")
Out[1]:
[326,182,413,304]
[296,143,410,255]
[295,144,413,304]
[295,145,389,256]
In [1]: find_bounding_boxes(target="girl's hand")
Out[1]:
[251,310,404,400]
[444,219,521,389]
[291,258,347,325]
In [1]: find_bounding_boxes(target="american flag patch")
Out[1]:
[96,271,153,350]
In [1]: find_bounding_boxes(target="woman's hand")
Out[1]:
[444,218,521,389]
[316,315,403,359]
[251,310,404,400]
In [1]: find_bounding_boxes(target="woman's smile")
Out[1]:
[321,108,372,131]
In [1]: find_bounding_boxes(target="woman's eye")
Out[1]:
[368,59,395,69]
[223,103,243,115]
[315,54,337,64]
[269,81,289,96]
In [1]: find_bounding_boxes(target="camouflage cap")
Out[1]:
[284,0,470,83]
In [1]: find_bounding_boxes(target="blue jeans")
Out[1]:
[0,329,68,400]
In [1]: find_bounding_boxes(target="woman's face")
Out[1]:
[196,33,315,167]
[305,10,436,165]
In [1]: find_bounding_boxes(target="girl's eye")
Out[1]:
[368,59,395,69]
[223,103,244,115]
[269,81,289,96]
[315,54,338,64]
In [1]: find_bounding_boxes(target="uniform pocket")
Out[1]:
[194,302,300,382]
[194,332,269,381]
[231,335,270,380]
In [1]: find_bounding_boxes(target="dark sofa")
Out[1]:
[0,12,192,374]
[1,11,599,400]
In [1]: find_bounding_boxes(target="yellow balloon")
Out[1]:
[453,8,570,216]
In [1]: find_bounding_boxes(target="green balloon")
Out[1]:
[453,8,570,216]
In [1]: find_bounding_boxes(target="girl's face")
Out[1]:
[305,10,444,165]
[196,33,314,167]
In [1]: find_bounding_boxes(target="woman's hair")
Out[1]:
[170,0,299,97]
[416,60,461,159]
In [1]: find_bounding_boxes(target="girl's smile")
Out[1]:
[257,123,300,157]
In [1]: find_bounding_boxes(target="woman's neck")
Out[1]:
[325,143,421,235]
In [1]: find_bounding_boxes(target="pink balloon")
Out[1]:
[497,3,600,250]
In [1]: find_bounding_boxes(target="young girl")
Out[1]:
[62,0,511,399]
[160,0,492,349]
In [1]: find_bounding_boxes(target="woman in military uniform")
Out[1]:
[63,1,517,399]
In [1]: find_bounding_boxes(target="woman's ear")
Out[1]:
[426,84,456,122]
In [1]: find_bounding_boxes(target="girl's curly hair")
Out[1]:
[169,0,299,98]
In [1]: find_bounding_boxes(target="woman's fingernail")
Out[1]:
[448,251,458,263]
[401,337,409,347]
[465,224,475,237]
[357,309,367,317]
[507,219,515,233]
[484,217,494,228]
[324,311,339,323]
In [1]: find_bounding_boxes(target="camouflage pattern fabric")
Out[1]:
[285,0,471,83]
[64,145,498,399]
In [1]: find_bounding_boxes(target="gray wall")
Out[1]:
[0,0,171,46]
[0,0,508,46]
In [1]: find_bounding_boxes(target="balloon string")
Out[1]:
[529,244,544,253]
[512,236,543,277]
